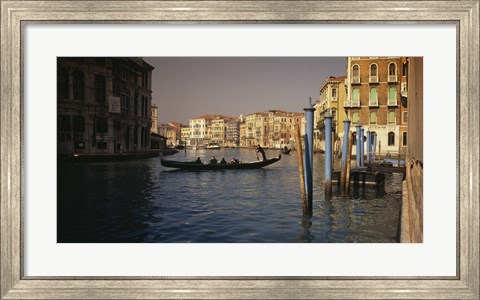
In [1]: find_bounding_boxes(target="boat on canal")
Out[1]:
[161,154,281,170]
[205,143,221,149]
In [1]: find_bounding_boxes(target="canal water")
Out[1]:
[58,148,403,243]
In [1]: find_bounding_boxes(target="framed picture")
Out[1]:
[1,0,478,299]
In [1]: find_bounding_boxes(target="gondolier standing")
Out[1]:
[256,145,267,161]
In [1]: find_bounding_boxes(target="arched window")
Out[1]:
[72,70,84,101]
[369,64,378,82]
[388,63,397,82]
[370,131,376,146]
[388,86,396,105]
[352,65,360,83]
[369,87,378,106]
[353,65,359,76]
[352,88,360,106]
[388,111,396,124]
[331,108,337,122]
[370,112,377,124]
[370,64,377,76]
[388,132,395,146]
[389,63,396,76]
[57,67,69,99]
[94,75,106,103]
[352,112,359,123]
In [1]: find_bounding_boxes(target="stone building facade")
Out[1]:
[57,57,154,157]
[345,57,405,157]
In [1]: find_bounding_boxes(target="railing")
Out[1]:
[388,75,398,82]
[388,98,398,106]
[347,100,361,107]
[369,99,378,106]
[369,75,378,83]
[351,76,360,84]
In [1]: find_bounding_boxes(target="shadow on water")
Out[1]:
[57,150,403,243]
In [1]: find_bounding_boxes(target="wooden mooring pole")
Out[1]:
[340,118,351,191]
[346,131,353,192]
[295,125,308,215]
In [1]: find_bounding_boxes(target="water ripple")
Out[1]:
[58,149,402,243]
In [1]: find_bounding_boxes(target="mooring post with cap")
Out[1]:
[366,129,371,164]
[340,117,351,190]
[304,98,316,214]
[324,109,333,196]
[356,123,362,167]
[360,127,365,167]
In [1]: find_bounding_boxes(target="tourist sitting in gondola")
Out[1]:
[230,158,239,164]
[219,157,227,164]
[210,156,218,164]
[195,157,202,164]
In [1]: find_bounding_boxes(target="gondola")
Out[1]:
[161,154,281,170]
[282,148,291,155]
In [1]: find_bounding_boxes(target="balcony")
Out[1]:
[351,76,360,84]
[369,99,379,107]
[369,75,378,83]
[388,98,398,106]
[346,100,360,108]
[388,75,398,82]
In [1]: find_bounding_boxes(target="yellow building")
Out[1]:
[314,75,347,151]
[243,111,302,148]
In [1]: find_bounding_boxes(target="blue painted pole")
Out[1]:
[373,132,377,161]
[325,110,333,195]
[340,117,351,190]
[356,123,362,167]
[366,129,371,164]
[360,127,365,167]
[304,101,316,213]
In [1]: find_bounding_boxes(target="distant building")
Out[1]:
[243,110,302,148]
[158,121,183,146]
[239,121,247,147]
[211,118,227,146]
[189,114,238,147]
[225,119,240,147]
[57,57,154,157]
[180,126,190,146]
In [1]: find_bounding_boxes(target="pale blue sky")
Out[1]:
[144,57,346,124]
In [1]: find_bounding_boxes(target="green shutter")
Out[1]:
[388,112,396,123]
[352,88,359,102]
[370,88,377,100]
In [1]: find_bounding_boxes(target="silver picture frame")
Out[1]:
[1,1,478,299]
